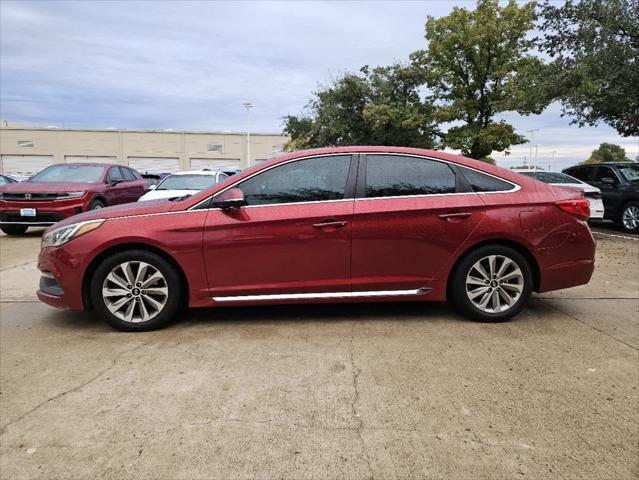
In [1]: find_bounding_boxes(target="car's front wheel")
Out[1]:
[0,224,28,235]
[620,201,639,233]
[449,245,533,322]
[90,250,183,331]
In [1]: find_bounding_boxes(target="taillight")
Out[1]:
[584,191,602,199]
[555,199,590,220]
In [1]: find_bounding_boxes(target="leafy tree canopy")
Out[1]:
[582,143,631,164]
[283,64,438,150]
[537,0,639,136]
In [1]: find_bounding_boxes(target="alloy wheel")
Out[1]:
[622,205,639,231]
[102,261,169,323]
[465,255,524,314]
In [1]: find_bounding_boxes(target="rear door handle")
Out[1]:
[437,212,472,220]
[312,220,348,228]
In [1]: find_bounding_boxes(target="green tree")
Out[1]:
[411,0,549,160]
[537,0,639,136]
[283,64,438,150]
[582,143,631,164]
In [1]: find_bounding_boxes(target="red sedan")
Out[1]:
[0,163,148,235]
[36,147,596,331]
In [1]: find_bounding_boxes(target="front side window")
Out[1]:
[108,167,125,183]
[237,155,351,206]
[365,155,456,198]
[30,164,105,183]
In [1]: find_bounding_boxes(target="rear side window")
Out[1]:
[122,168,136,181]
[365,155,456,198]
[566,166,594,182]
[238,155,351,206]
[458,166,514,192]
[594,166,618,183]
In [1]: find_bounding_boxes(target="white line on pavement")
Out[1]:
[592,231,639,241]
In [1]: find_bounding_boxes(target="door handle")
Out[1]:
[312,220,348,228]
[437,212,472,220]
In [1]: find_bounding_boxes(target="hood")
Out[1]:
[0,181,100,193]
[138,189,197,202]
[48,198,178,230]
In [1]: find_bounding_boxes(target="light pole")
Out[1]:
[526,129,539,167]
[242,101,253,167]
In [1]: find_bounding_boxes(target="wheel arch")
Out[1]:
[88,193,107,207]
[446,238,541,296]
[82,242,190,310]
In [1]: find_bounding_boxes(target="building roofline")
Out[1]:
[0,126,288,137]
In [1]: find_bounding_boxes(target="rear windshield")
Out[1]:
[156,174,220,191]
[520,171,582,184]
[30,165,105,183]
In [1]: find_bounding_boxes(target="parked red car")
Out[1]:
[36,147,596,331]
[0,163,148,235]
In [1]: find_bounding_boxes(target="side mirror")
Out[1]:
[601,177,616,185]
[213,188,246,209]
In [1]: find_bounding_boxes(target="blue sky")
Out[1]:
[1,0,637,170]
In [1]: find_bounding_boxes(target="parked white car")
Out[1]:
[519,171,605,220]
[138,170,229,202]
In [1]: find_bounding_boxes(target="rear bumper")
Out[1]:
[538,259,595,292]
[0,199,88,226]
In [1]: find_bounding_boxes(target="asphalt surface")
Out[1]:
[0,224,637,479]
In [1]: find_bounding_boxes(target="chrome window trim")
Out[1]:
[189,151,520,211]
[213,287,430,302]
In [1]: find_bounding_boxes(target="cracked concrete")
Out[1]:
[0,229,638,479]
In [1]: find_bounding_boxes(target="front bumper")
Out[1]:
[0,198,87,226]
[37,245,87,310]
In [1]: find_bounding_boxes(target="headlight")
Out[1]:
[42,219,105,248]
[57,191,86,199]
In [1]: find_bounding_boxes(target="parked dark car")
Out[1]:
[563,163,639,232]
[0,175,17,186]
[37,146,595,331]
[141,172,170,187]
[0,163,148,235]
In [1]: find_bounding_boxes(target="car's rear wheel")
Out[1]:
[620,201,639,233]
[90,250,183,331]
[449,245,533,322]
[1,225,28,235]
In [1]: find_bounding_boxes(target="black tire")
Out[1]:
[90,250,183,331]
[88,198,106,210]
[619,201,639,233]
[1,224,28,235]
[448,245,533,322]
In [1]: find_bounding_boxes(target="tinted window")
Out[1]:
[594,166,618,183]
[108,167,125,182]
[618,164,639,182]
[238,155,351,206]
[365,155,456,198]
[122,168,136,181]
[458,166,514,192]
[566,166,593,182]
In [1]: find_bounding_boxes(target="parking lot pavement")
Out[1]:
[0,229,637,479]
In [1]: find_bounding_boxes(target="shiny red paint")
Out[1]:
[35,146,596,313]
[0,163,148,227]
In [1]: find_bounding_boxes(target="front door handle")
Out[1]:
[312,220,348,229]
[437,212,472,220]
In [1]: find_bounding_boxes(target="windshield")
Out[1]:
[521,171,581,184]
[30,164,105,183]
[156,174,220,191]
[617,164,639,182]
